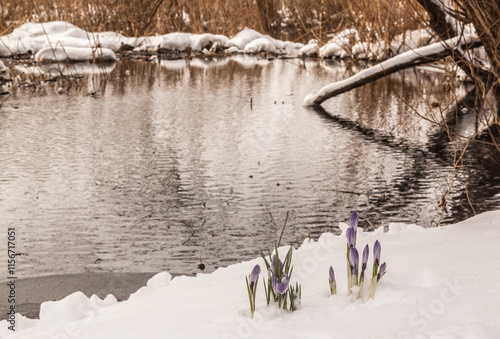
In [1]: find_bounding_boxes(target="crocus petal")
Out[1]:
[277,282,289,295]
[362,244,369,270]
[349,211,359,232]
[281,273,290,286]
[349,247,359,269]
[374,240,381,266]
[250,264,261,284]
[346,227,355,248]
[329,266,335,282]
[271,273,278,295]
[378,262,387,280]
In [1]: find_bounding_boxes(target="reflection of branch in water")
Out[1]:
[265,206,277,228]
[182,218,206,245]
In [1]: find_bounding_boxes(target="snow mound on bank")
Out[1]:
[0,21,134,56]
[0,21,455,62]
[35,47,117,62]
[299,39,319,57]
[1,210,499,338]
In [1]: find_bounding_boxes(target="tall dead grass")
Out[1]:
[0,0,424,44]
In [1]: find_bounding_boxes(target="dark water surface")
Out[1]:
[1,57,499,277]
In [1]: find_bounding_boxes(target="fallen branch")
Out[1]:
[304,34,482,106]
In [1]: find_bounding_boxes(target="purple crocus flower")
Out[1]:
[277,273,290,295]
[346,227,356,248]
[352,266,358,277]
[361,244,369,271]
[271,273,278,295]
[349,247,359,271]
[349,211,359,233]
[377,262,387,281]
[249,264,261,291]
[328,266,336,295]
[373,240,381,266]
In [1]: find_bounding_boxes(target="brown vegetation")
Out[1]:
[0,0,422,44]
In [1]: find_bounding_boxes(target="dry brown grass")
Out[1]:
[0,0,424,43]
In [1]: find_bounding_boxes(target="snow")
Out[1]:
[303,34,479,106]
[391,29,436,54]
[0,23,289,60]
[226,28,269,50]
[0,20,485,63]
[319,42,342,58]
[0,21,135,56]
[298,39,319,57]
[34,46,117,62]
[244,37,277,54]
[14,62,116,76]
[1,210,499,338]
[159,32,191,51]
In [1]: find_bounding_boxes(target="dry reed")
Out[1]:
[0,0,424,44]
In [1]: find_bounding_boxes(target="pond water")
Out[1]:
[1,57,499,277]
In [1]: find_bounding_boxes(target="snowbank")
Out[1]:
[35,47,117,62]
[299,39,319,57]
[1,210,499,338]
[0,21,466,62]
[0,21,134,57]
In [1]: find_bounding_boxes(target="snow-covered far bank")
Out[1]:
[0,21,454,63]
[1,210,499,338]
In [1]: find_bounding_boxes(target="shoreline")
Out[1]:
[0,272,161,320]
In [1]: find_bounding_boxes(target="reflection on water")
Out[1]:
[1,57,499,277]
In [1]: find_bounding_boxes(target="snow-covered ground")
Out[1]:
[1,210,499,338]
[0,21,438,62]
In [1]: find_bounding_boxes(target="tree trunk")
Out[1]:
[459,0,500,123]
[415,0,459,40]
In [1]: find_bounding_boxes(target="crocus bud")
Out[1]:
[329,266,335,283]
[378,262,387,281]
[362,244,369,271]
[346,227,356,248]
[329,266,336,295]
[349,247,359,271]
[373,240,381,266]
[249,264,261,291]
[349,211,359,233]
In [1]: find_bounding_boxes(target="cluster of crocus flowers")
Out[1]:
[271,272,290,309]
[331,211,388,300]
[261,245,301,312]
[369,240,387,298]
[346,211,359,296]
[245,264,261,318]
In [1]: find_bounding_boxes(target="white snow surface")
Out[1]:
[298,39,319,57]
[0,21,481,62]
[1,210,500,338]
[35,47,117,62]
[0,23,294,60]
